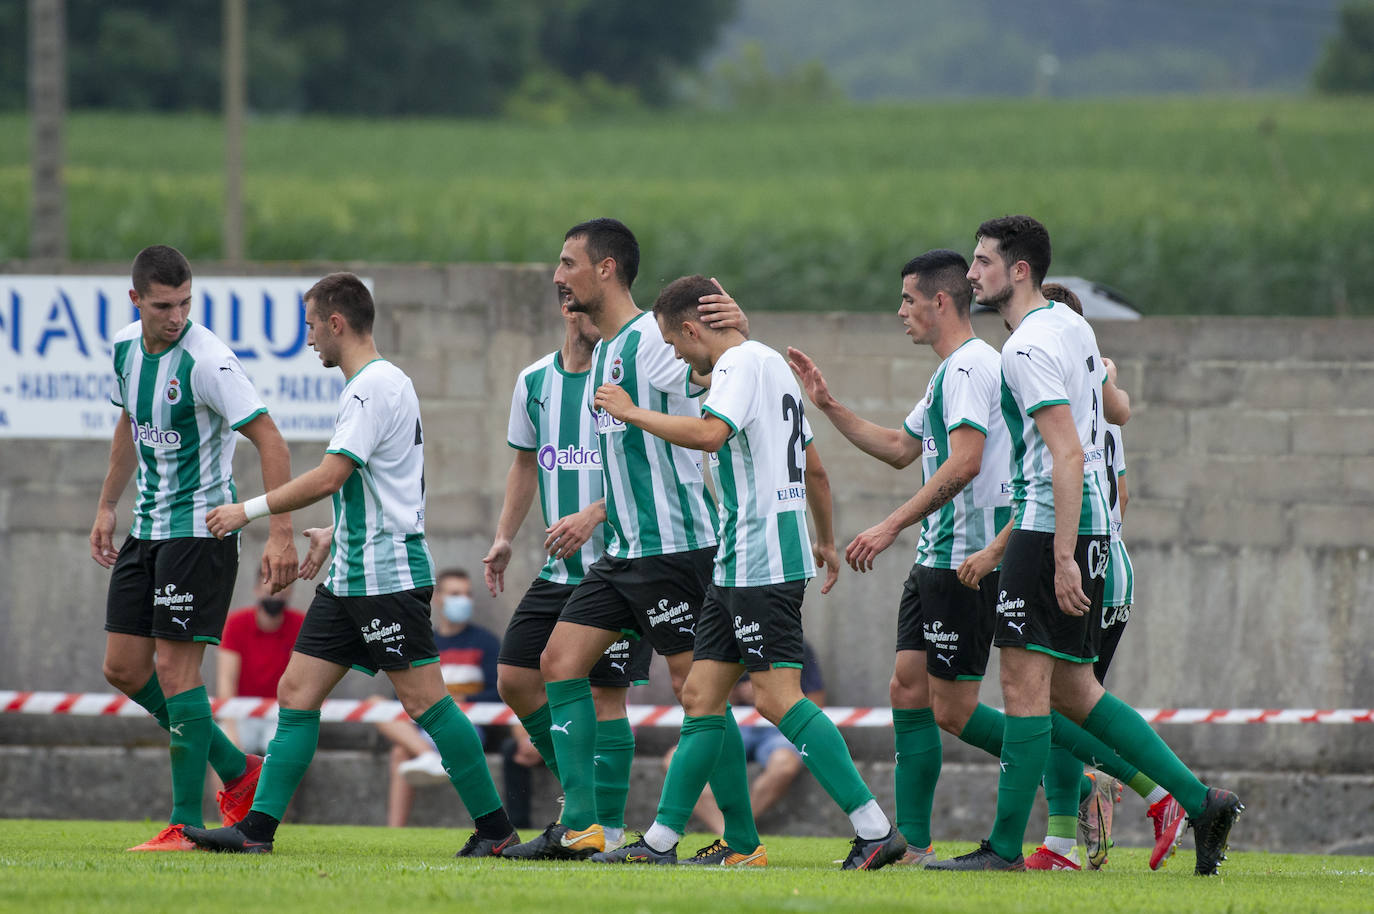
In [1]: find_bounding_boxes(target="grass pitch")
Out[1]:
[1,819,1370,914]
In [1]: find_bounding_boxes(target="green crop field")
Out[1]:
[2,819,1371,914]
[1,97,1371,316]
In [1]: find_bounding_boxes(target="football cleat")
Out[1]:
[127,823,198,852]
[183,823,273,854]
[895,843,936,867]
[1147,795,1187,871]
[1025,844,1081,871]
[1078,771,1120,869]
[926,840,1026,871]
[681,838,767,866]
[589,834,676,864]
[217,753,264,827]
[1191,788,1243,876]
[456,830,519,858]
[500,822,560,860]
[841,828,907,870]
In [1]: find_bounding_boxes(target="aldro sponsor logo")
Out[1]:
[130,415,182,450]
[537,443,601,473]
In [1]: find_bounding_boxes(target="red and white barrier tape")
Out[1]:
[2,691,1371,727]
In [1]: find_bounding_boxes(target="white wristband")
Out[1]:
[243,494,271,521]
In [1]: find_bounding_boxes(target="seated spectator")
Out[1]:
[374,568,503,827]
[215,580,305,754]
[664,641,826,834]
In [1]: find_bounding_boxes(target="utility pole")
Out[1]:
[223,0,246,263]
[28,0,67,260]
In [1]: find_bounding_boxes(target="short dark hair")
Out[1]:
[305,272,374,334]
[565,218,639,289]
[131,245,192,295]
[436,568,469,583]
[900,249,972,314]
[976,215,1052,287]
[1040,282,1083,316]
[652,275,716,329]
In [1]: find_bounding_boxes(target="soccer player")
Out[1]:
[508,219,754,861]
[590,274,906,870]
[928,216,1241,875]
[91,244,298,852]
[182,272,517,857]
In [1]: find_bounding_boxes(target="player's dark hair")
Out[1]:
[653,275,717,329]
[1040,282,1083,316]
[976,215,1052,288]
[131,245,192,295]
[900,249,972,315]
[436,568,469,583]
[565,218,639,289]
[305,272,374,334]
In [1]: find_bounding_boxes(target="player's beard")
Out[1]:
[976,282,1013,312]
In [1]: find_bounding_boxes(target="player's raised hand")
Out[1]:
[206,503,249,539]
[844,521,898,573]
[261,529,300,593]
[786,347,836,410]
[698,278,749,337]
[482,537,512,596]
[298,527,333,580]
[89,505,120,568]
[814,541,841,594]
[594,384,634,421]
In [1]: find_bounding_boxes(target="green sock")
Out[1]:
[545,678,598,829]
[249,707,319,821]
[1127,772,1161,800]
[778,699,873,815]
[417,696,502,820]
[1083,692,1208,816]
[1049,710,1141,784]
[656,715,726,835]
[709,710,761,853]
[517,704,560,781]
[1043,745,1084,837]
[594,717,635,829]
[988,714,1050,861]
[893,707,941,848]
[131,673,246,782]
[957,703,1005,757]
[165,686,214,827]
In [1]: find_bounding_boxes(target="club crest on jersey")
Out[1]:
[165,378,181,403]
[609,357,624,383]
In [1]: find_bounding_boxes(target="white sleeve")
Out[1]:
[326,375,385,466]
[196,353,268,429]
[643,329,694,396]
[1002,333,1069,416]
[701,349,757,436]
[944,354,997,437]
[506,374,537,451]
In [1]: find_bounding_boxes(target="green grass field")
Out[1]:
[2,820,1371,914]
[1,98,1371,316]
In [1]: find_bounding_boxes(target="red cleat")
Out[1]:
[1025,845,1081,871]
[128,823,198,852]
[1147,795,1187,871]
[217,754,264,827]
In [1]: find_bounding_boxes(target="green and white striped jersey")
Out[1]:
[902,337,1013,569]
[507,351,605,585]
[590,311,718,559]
[1101,422,1134,608]
[110,320,267,540]
[323,359,435,597]
[999,302,1112,536]
[701,341,817,587]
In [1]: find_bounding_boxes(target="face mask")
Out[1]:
[259,597,286,617]
[442,594,473,624]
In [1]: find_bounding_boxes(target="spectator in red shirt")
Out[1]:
[215,580,305,754]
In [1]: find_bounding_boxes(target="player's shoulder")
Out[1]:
[112,321,143,345]
[517,351,559,383]
[180,322,238,362]
[345,358,414,406]
[948,337,1001,375]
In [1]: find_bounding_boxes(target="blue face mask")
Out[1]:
[442,594,473,624]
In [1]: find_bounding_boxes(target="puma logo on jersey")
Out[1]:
[169,724,184,736]
[385,646,403,656]
[528,394,549,412]
[1016,348,1033,360]
[798,744,809,758]
[678,625,695,636]
[1006,620,1026,635]
[351,394,368,407]
[609,661,626,673]
[937,653,954,667]
[955,367,973,378]
[171,616,190,630]
[550,721,572,735]
[746,646,764,658]
[218,364,234,372]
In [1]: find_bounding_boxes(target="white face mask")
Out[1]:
[442,594,473,624]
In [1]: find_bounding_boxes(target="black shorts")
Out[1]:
[895,564,998,681]
[992,530,1108,663]
[105,535,238,644]
[1094,602,1131,684]
[693,581,806,673]
[499,577,652,687]
[292,584,438,676]
[558,548,714,657]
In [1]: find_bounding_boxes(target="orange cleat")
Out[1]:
[128,823,198,852]
[217,754,264,827]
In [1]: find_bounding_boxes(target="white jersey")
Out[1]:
[701,341,817,587]
[506,351,605,585]
[1101,422,1134,608]
[323,359,435,597]
[999,301,1111,536]
[902,337,1012,569]
[110,320,266,539]
[590,311,718,559]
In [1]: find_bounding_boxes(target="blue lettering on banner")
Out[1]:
[36,291,90,357]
